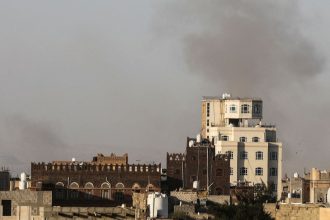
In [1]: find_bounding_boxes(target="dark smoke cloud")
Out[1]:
[154,0,330,174]
[156,0,325,93]
[0,115,70,174]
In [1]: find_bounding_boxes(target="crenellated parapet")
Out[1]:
[167,153,185,162]
[31,162,161,174]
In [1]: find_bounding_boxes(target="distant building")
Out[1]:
[167,138,230,195]
[31,153,161,206]
[281,168,330,204]
[201,94,283,198]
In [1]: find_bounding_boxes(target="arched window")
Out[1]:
[229,104,237,113]
[225,151,233,159]
[101,182,111,199]
[132,183,141,193]
[252,137,260,142]
[240,151,248,159]
[55,182,65,200]
[241,104,250,113]
[256,151,263,160]
[69,182,79,199]
[239,167,248,176]
[146,184,155,192]
[114,183,125,202]
[239,137,247,142]
[55,182,64,188]
[84,182,94,199]
[255,167,263,176]
[70,182,79,189]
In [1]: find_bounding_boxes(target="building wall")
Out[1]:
[201,96,282,199]
[31,162,161,206]
[167,140,230,195]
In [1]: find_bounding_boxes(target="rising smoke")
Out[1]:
[154,0,329,174]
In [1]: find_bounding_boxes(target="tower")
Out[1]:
[201,93,282,199]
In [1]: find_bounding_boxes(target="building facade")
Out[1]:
[167,138,230,195]
[31,154,161,206]
[201,94,283,198]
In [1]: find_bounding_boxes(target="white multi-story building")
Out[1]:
[201,94,282,198]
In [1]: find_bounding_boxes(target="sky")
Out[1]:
[0,1,329,176]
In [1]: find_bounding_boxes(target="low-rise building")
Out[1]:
[31,153,161,206]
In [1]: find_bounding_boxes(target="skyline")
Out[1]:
[0,1,330,176]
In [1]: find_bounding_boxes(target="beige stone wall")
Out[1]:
[264,203,330,220]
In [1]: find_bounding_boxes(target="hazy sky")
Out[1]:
[0,1,329,176]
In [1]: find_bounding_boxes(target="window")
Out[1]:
[252,137,260,142]
[270,152,278,160]
[207,129,209,132]
[175,169,180,175]
[221,135,229,141]
[241,104,250,113]
[240,151,248,159]
[101,182,111,199]
[230,167,233,175]
[207,119,209,126]
[255,167,263,176]
[253,104,262,114]
[229,104,237,113]
[239,137,247,142]
[216,169,223,176]
[270,168,278,176]
[240,167,248,176]
[256,151,263,160]
[207,103,210,117]
[225,151,233,159]
[203,169,207,175]
[192,156,196,161]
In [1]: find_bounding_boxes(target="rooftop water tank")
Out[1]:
[147,192,168,218]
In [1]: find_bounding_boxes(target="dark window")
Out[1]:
[1,200,11,216]
[241,104,250,113]
[175,169,180,175]
[270,168,277,176]
[240,167,248,176]
[190,176,197,182]
[252,137,260,142]
[270,152,278,160]
[240,151,248,159]
[256,151,263,160]
[239,137,247,142]
[255,167,263,176]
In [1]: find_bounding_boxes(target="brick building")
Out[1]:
[167,138,230,195]
[31,154,161,206]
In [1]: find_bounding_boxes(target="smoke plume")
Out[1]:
[154,0,329,174]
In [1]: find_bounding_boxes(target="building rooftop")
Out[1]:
[202,96,262,101]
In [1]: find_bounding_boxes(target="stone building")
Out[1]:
[31,154,161,206]
[201,94,283,198]
[167,137,230,195]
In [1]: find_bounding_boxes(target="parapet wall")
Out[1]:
[31,162,161,174]
[264,203,330,220]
